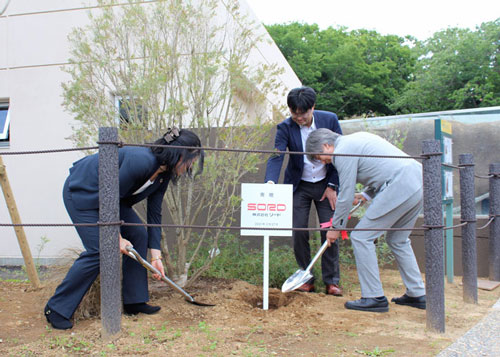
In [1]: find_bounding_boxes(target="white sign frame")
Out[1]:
[240,183,293,310]
[240,183,293,236]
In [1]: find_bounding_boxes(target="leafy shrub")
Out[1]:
[190,233,297,288]
[192,232,366,289]
[191,230,394,291]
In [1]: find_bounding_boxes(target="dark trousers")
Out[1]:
[293,179,340,285]
[47,178,151,319]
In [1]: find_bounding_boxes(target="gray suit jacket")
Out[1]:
[331,132,422,228]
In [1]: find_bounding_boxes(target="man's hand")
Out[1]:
[321,187,337,210]
[326,230,340,246]
[353,192,367,206]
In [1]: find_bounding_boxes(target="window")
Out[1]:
[0,101,9,145]
[114,96,148,126]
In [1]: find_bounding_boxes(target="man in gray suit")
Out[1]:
[306,129,426,312]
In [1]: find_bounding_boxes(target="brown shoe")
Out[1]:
[296,283,315,292]
[326,284,343,296]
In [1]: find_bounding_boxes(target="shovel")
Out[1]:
[125,246,215,307]
[281,202,362,293]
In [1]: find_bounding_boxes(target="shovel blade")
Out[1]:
[281,269,313,293]
[185,298,216,307]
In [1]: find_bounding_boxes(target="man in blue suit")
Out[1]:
[265,86,343,295]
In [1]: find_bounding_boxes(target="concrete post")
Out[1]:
[489,163,500,281]
[422,140,445,333]
[98,127,121,339]
[459,154,477,303]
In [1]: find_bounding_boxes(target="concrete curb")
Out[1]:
[437,297,500,356]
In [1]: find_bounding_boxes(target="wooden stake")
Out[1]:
[0,155,41,288]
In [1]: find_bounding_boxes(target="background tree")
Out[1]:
[266,19,500,116]
[386,20,500,113]
[62,0,286,286]
[266,22,415,118]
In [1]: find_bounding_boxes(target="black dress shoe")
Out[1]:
[344,296,389,312]
[124,302,161,315]
[391,294,426,309]
[44,304,73,330]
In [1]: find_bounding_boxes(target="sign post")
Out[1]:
[435,118,454,283]
[241,183,292,310]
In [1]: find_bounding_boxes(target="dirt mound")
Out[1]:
[1,269,499,356]
[239,287,301,309]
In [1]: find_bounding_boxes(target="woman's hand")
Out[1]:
[119,235,133,254]
[150,248,165,280]
[151,259,165,280]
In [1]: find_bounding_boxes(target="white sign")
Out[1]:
[443,136,453,164]
[444,170,453,199]
[240,183,293,310]
[240,183,293,236]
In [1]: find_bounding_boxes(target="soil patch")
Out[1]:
[0,268,499,356]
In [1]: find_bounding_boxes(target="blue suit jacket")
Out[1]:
[67,146,170,249]
[265,110,342,192]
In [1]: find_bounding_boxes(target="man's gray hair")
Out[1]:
[305,128,341,161]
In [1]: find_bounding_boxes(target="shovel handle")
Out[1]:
[125,246,196,303]
[305,240,329,272]
[304,202,363,273]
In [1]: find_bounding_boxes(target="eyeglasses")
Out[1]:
[290,108,312,118]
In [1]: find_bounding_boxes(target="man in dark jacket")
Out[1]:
[265,86,343,295]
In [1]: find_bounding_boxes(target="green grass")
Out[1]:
[356,346,396,356]
[189,230,395,292]
[190,233,299,288]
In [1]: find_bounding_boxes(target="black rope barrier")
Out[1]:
[477,217,494,230]
[0,146,99,155]
[119,222,431,232]
[421,224,445,229]
[0,140,494,236]
[1,139,496,240]
[443,222,467,230]
[475,173,499,179]
[98,141,429,160]
[0,221,430,232]
[0,222,123,227]
[0,140,434,160]
[442,163,463,170]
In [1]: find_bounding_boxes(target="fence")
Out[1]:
[0,126,499,338]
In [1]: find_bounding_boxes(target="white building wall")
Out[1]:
[0,0,300,264]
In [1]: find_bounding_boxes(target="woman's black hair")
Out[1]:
[151,128,204,183]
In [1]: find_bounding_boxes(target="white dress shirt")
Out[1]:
[300,117,326,183]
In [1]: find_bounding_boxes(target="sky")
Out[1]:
[245,0,500,41]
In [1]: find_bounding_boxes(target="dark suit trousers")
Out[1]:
[293,180,340,285]
[47,178,151,319]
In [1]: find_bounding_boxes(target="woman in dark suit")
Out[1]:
[44,128,204,330]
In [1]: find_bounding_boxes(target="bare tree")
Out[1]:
[62,0,287,286]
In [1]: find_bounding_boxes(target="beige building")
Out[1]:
[0,0,300,264]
